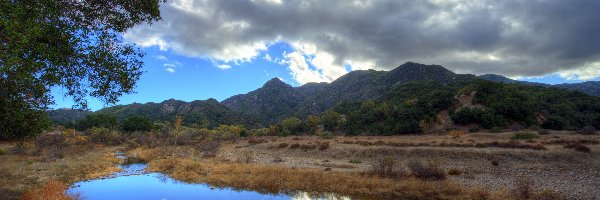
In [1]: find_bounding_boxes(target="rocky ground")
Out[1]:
[220,132,600,200]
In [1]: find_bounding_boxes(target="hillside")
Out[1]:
[49,62,600,133]
[222,78,304,124]
[94,98,261,128]
[478,74,600,96]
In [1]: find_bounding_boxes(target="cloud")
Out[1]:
[216,64,232,70]
[558,62,600,81]
[127,0,600,82]
[155,55,168,61]
[163,63,178,73]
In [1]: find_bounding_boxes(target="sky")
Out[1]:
[52,0,600,111]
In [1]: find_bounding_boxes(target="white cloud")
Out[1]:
[125,0,600,81]
[558,62,600,80]
[155,55,168,61]
[263,54,272,62]
[216,64,232,70]
[166,67,176,73]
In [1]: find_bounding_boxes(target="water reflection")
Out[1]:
[68,154,353,200]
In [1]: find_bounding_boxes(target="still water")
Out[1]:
[67,154,351,200]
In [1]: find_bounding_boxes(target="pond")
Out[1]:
[67,153,351,200]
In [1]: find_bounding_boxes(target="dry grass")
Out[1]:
[147,157,476,199]
[21,180,81,200]
[0,144,120,199]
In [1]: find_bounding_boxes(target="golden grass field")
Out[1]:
[1,131,599,199]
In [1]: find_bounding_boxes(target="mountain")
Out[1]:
[93,98,261,128]
[48,61,600,132]
[222,78,304,123]
[224,62,473,118]
[478,74,600,96]
[47,108,93,126]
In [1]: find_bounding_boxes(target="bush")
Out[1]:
[75,114,118,130]
[318,142,330,150]
[278,143,289,148]
[349,159,362,164]
[0,148,6,155]
[407,160,446,180]
[490,127,502,133]
[121,116,152,132]
[21,180,81,200]
[468,127,480,133]
[542,116,567,130]
[87,127,121,145]
[198,140,220,157]
[510,132,539,140]
[447,168,463,176]
[512,176,534,199]
[320,132,334,139]
[563,143,591,153]
[370,156,401,178]
[579,126,596,135]
[537,129,550,135]
[290,143,300,149]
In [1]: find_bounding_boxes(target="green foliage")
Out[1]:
[510,132,539,140]
[0,0,164,139]
[541,116,567,130]
[87,127,121,145]
[491,127,502,133]
[320,111,342,132]
[122,116,153,132]
[75,114,118,130]
[280,117,303,136]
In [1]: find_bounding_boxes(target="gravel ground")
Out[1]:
[220,134,600,200]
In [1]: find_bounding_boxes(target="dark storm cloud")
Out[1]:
[126,0,600,80]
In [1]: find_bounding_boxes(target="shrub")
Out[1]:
[579,126,597,135]
[320,132,334,139]
[11,142,30,155]
[21,180,81,200]
[490,127,502,133]
[512,176,534,199]
[272,156,284,163]
[447,168,463,176]
[370,156,400,178]
[290,143,300,149]
[278,143,289,148]
[510,132,539,140]
[468,127,480,133]
[563,143,591,153]
[240,150,255,163]
[87,127,121,145]
[318,142,330,150]
[349,159,362,164]
[448,130,466,138]
[300,144,317,150]
[537,129,550,135]
[198,140,220,157]
[0,148,6,155]
[491,160,499,166]
[121,116,152,132]
[123,157,147,165]
[542,116,567,130]
[248,137,267,145]
[35,133,64,150]
[407,160,446,180]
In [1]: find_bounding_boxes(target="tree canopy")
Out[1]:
[0,0,164,139]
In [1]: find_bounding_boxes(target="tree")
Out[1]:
[280,117,302,135]
[321,111,341,132]
[122,116,152,132]
[75,113,118,130]
[173,116,182,146]
[0,0,165,140]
